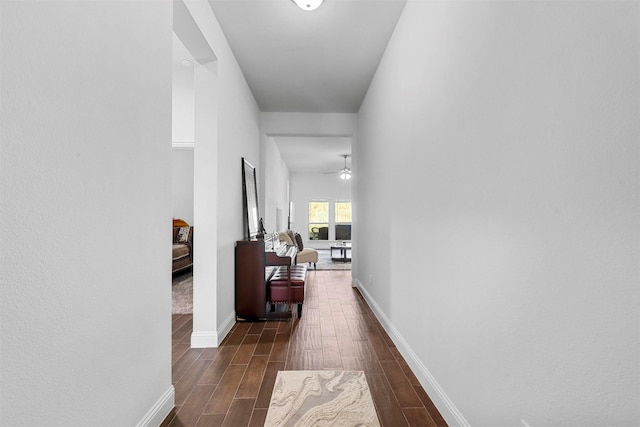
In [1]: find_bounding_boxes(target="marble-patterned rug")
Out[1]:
[265,370,380,427]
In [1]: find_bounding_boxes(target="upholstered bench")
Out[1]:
[267,264,307,317]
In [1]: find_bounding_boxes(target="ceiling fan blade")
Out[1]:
[322,155,351,175]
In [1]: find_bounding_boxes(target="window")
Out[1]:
[308,200,329,240]
[335,201,352,240]
[335,201,352,223]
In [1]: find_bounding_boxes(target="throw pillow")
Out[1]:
[177,226,191,243]
[294,233,304,250]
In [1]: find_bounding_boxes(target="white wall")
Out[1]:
[172,148,194,225]
[171,33,195,226]
[0,2,174,425]
[263,136,290,233]
[356,1,639,426]
[182,0,261,344]
[172,33,195,144]
[290,172,352,249]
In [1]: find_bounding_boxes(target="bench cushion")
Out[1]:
[268,265,307,303]
[270,265,307,284]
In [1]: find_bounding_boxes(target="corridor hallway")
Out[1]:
[168,270,447,426]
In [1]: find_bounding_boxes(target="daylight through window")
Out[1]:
[308,200,329,240]
[335,201,352,241]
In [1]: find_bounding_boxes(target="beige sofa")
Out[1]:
[278,231,318,269]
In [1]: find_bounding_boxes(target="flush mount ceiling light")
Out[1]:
[291,0,324,11]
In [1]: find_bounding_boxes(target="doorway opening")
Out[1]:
[172,0,220,349]
[171,32,195,315]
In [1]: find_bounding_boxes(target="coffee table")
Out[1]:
[330,242,352,262]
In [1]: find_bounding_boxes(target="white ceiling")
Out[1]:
[208,0,406,113]
[203,0,406,172]
[270,136,352,173]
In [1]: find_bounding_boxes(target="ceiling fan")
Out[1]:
[324,154,351,180]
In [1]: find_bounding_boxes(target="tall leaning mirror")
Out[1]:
[241,158,260,240]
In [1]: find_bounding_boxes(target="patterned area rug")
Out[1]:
[172,271,193,314]
[265,370,380,427]
[315,249,352,271]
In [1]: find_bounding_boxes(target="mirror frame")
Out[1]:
[241,158,260,240]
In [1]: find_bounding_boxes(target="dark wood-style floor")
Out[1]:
[167,270,447,427]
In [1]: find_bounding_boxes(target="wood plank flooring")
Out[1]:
[168,270,447,427]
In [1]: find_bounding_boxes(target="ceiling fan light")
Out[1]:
[339,171,351,180]
[291,0,324,11]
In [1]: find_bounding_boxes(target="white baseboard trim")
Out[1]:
[191,331,217,348]
[354,280,470,427]
[217,311,235,345]
[190,312,236,348]
[136,385,175,427]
